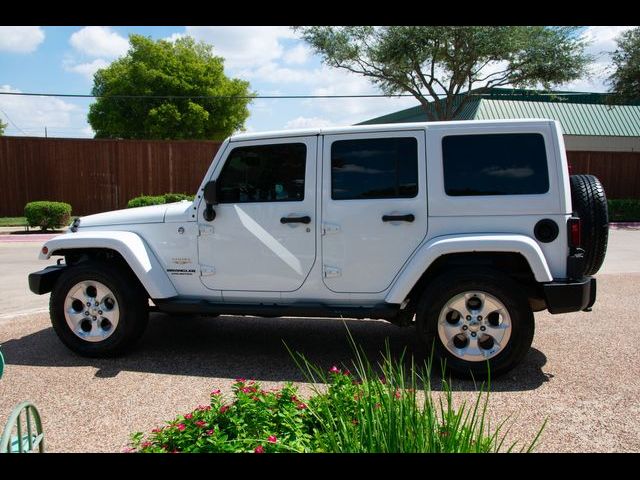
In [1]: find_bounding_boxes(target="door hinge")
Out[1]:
[322,223,341,235]
[198,225,214,236]
[323,265,341,278]
[200,265,216,276]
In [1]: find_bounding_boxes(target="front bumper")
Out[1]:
[543,277,596,314]
[28,265,66,295]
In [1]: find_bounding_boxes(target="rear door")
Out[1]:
[321,130,428,293]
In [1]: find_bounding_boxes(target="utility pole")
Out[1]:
[45,126,48,138]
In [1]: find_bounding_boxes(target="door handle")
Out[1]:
[281,215,311,224]
[382,214,415,223]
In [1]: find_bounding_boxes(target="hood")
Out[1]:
[79,204,169,227]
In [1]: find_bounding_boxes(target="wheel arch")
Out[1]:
[386,234,553,306]
[40,231,177,300]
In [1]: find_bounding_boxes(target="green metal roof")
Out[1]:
[358,88,640,137]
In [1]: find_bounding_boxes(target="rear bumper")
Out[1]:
[543,277,596,314]
[28,265,66,295]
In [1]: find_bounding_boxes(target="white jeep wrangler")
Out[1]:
[29,120,608,377]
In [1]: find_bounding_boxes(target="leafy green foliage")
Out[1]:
[295,26,590,120]
[608,199,640,221]
[126,193,194,208]
[0,118,7,136]
[24,201,72,231]
[88,35,252,140]
[0,217,27,227]
[608,27,640,103]
[129,333,545,453]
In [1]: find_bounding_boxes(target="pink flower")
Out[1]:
[195,420,206,428]
[267,435,277,444]
[151,428,162,433]
[343,369,351,376]
[236,378,246,383]
[329,365,340,374]
[206,429,215,436]
[176,423,186,431]
[394,390,401,399]
[211,389,221,396]
[220,405,229,414]
[141,441,152,448]
[296,402,307,410]
[254,445,265,454]
[197,405,211,411]
[184,413,193,420]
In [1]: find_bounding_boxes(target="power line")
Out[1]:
[0,90,610,100]
[0,108,28,135]
[0,91,416,100]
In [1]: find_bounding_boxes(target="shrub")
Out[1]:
[127,193,195,208]
[608,199,640,222]
[24,201,72,231]
[126,195,167,208]
[128,333,545,453]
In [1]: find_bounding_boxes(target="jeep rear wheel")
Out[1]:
[50,262,149,357]
[416,270,534,378]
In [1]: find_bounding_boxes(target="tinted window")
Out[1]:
[442,133,549,196]
[217,143,306,203]
[331,137,418,200]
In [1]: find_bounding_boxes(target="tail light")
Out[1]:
[568,217,581,249]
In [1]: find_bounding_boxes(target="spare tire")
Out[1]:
[569,174,609,276]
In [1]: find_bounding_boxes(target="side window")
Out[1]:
[331,137,418,200]
[217,143,306,203]
[442,133,549,196]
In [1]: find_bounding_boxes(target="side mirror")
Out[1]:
[203,180,218,222]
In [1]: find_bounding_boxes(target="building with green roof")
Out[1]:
[359,88,640,198]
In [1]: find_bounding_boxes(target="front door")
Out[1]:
[321,130,428,293]
[198,137,317,292]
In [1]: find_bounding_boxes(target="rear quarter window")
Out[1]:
[442,133,549,196]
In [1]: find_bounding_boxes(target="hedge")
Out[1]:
[608,199,640,222]
[127,193,195,209]
[24,201,72,231]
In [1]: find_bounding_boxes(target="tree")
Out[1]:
[0,118,7,136]
[88,35,252,140]
[295,26,590,120]
[608,27,640,103]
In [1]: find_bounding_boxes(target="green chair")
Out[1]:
[0,348,45,453]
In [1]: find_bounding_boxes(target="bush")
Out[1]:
[128,333,545,453]
[608,199,640,222]
[24,201,72,231]
[127,193,195,208]
[126,195,167,208]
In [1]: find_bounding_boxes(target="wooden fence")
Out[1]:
[567,151,640,200]
[0,136,638,217]
[0,137,221,216]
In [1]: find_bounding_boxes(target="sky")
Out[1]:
[0,25,636,138]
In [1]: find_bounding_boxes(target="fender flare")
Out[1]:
[385,234,553,304]
[39,231,178,299]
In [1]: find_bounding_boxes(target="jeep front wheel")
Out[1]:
[416,270,534,378]
[50,262,149,357]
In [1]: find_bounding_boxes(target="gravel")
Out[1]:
[1,272,639,453]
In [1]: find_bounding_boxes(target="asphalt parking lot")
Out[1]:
[1,228,639,452]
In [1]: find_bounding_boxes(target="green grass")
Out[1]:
[0,217,27,227]
[130,328,546,453]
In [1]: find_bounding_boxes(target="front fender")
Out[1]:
[39,231,178,299]
[385,234,553,304]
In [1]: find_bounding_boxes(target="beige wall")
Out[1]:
[564,135,640,152]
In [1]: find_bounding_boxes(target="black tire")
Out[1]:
[416,269,535,379]
[570,174,609,276]
[50,262,149,357]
